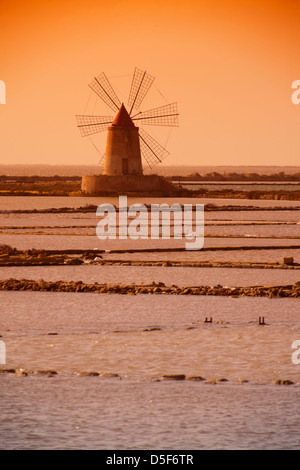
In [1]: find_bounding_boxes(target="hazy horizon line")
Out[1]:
[1,164,300,168]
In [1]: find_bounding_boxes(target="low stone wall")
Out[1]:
[0,248,299,268]
[0,368,296,385]
[0,279,299,297]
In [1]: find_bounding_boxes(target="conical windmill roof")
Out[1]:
[112,103,135,127]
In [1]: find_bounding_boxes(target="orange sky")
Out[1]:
[1,0,300,167]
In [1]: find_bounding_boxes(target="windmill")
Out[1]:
[76,68,179,176]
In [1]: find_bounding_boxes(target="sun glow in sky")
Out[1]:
[1,0,300,166]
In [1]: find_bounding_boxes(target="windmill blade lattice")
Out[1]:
[139,128,170,169]
[128,68,155,115]
[76,114,114,137]
[131,102,179,127]
[89,73,122,112]
[77,68,179,171]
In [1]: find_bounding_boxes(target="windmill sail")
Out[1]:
[76,114,114,137]
[128,68,155,115]
[89,73,122,112]
[131,102,179,127]
[77,68,178,172]
[139,128,170,169]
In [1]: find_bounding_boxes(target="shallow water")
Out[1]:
[0,195,300,211]
[1,291,300,450]
[1,376,299,450]
[1,195,300,450]
[1,264,300,287]
[178,182,300,192]
[1,292,299,382]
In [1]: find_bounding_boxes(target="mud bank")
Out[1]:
[1,203,300,214]
[1,188,300,200]
[0,278,299,297]
[0,368,297,386]
[1,247,300,268]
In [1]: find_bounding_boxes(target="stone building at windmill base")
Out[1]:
[81,104,177,196]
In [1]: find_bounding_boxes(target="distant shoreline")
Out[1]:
[1,164,300,177]
[1,173,300,200]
